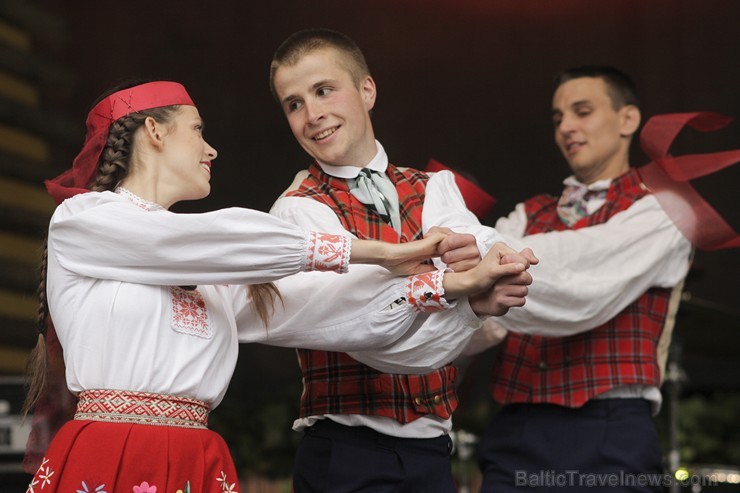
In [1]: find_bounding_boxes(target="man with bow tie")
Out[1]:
[472,66,693,492]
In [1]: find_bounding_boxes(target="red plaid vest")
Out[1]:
[286,162,459,423]
[489,169,672,408]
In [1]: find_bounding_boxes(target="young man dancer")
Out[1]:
[473,66,693,492]
[268,28,534,492]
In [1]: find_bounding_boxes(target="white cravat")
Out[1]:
[350,168,402,233]
[317,141,402,234]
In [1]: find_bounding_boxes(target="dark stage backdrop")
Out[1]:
[31,0,740,471]
[37,0,738,304]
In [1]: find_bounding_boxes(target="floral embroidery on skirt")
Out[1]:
[27,420,239,493]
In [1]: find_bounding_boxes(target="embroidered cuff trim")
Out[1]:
[406,269,450,313]
[306,232,351,274]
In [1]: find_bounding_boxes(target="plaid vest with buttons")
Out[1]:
[286,162,459,423]
[489,168,672,408]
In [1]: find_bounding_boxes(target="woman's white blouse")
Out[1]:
[47,191,425,409]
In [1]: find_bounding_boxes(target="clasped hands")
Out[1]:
[380,226,536,317]
[431,226,536,317]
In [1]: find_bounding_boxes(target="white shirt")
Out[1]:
[271,141,504,437]
[47,190,455,411]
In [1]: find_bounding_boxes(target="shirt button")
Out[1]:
[538,361,548,370]
[433,395,442,404]
[414,397,423,406]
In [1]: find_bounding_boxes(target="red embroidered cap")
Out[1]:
[45,81,195,204]
[425,158,496,221]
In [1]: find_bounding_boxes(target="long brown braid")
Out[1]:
[23,103,280,416]
[22,106,177,418]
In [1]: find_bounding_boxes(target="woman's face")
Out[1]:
[157,105,218,203]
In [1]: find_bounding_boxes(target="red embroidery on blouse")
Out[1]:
[405,270,449,312]
[170,287,211,338]
[307,232,350,273]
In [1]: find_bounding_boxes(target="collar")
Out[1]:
[562,175,612,192]
[115,187,165,211]
[316,140,387,179]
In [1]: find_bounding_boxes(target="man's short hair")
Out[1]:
[555,66,640,110]
[269,28,371,100]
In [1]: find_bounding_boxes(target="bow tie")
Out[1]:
[557,184,608,226]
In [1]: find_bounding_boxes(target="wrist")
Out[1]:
[347,239,387,265]
[306,232,351,273]
[405,269,450,312]
[469,291,495,317]
[442,270,475,299]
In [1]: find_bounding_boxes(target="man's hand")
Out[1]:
[468,245,537,316]
[490,242,539,267]
[378,229,450,275]
[469,269,532,316]
[427,226,481,272]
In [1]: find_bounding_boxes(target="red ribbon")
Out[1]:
[637,112,740,250]
[425,158,496,221]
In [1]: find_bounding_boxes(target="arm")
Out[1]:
[421,170,506,256]
[424,174,692,336]
[493,194,692,335]
[48,191,441,287]
[235,264,483,360]
[49,192,339,286]
[459,318,508,357]
[268,195,521,372]
[344,243,530,373]
[235,265,424,351]
[423,170,692,336]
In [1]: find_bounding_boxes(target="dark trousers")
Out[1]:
[292,419,456,493]
[477,399,664,493]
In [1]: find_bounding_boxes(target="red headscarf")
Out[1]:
[45,81,195,204]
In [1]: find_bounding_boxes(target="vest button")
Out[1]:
[538,361,548,370]
[414,397,423,406]
[433,394,442,404]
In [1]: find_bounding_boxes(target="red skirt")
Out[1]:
[25,390,240,493]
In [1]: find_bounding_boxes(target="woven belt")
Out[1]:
[75,389,209,429]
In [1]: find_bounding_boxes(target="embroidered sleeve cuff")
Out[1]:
[305,231,351,274]
[405,269,450,313]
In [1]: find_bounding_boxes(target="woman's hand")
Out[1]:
[349,230,450,275]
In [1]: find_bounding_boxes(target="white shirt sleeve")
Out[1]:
[493,203,528,238]
[422,170,505,256]
[49,191,310,286]
[416,173,692,338]
[494,194,692,336]
[234,265,417,351]
[270,195,483,372]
